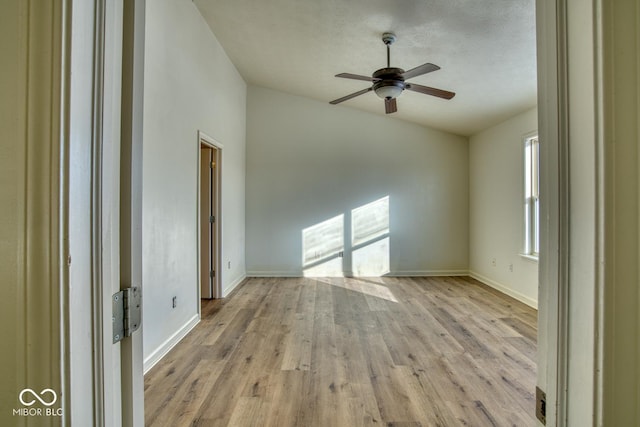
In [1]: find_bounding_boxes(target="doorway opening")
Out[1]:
[198,132,223,304]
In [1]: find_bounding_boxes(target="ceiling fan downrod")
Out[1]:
[382,32,396,68]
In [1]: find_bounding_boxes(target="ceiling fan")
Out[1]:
[329,32,455,114]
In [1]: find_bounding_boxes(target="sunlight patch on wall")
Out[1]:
[301,196,390,278]
[352,196,389,246]
[352,237,390,277]
[303,257,344,277]
[302,214,344,277]
[351,196,390,276]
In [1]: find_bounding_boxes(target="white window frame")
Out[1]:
[523,133,540,259]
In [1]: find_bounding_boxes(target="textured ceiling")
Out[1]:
[194,0,537,136]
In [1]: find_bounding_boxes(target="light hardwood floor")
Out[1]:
[144,276,537,426]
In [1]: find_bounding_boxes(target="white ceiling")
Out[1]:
[194,0,537,137]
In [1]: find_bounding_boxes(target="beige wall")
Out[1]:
[0,1,29,421]
[0,1,63,424]
[600,0,640,424]
[469,107,539,307]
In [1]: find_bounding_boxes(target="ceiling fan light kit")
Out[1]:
[330,32,455,114]
[372,69,405,99]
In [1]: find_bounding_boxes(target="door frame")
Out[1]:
[197,131,223,305]
[534,0,640,425]
[118,0,146,425]
[535,0,568,424]
[64,0,145,425]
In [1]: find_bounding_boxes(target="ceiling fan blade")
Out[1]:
[335,73,379,82]
[385,97,397,114]
[401,63,440,80]
[405,83,455,99]
[329,87,373,105]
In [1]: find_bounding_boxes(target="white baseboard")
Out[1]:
[391,270,468,277]
[223,273,247,297]
[468,271,538,309]
[247,270,301,277]
[246,269,468,278]
[143,314,200,374]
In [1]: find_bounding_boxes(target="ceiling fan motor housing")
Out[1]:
[372,67,405,99]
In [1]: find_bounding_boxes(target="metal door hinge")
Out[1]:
[210,161,216,168]
[210,270,215,278]
[210,215,215,223]
[113,287,142,344]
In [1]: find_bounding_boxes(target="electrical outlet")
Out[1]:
[509,263,513,272]
[227,261,231,269]
[491,258,496,267]
[172,296,177,308]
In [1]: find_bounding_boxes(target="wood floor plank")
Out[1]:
[263,370,310,427]
[430,305,497,359]
[394,365,462,426]
[373,309,421,366]
[204,308,256,359]
[227,397,267,427]
[444,400,502,427]
[306,280,342,427]
[143,346,210,418]
[500,316,538,342]
[506,335,537,362]
[145,276,538,427]
[280,312,313,371]
[294,278,317,314]
[146,359,226,427]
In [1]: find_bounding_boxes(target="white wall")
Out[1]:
[469,107,538,307]
[246,86,469,277]
[142,0,246,369]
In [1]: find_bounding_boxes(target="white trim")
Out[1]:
[143,314,199,374]
[118,1,146,425]
[390,270,469,277]
[246,270,469,277]
[247,270,303,277]
[519,253,539,262]
[197,131,223,302]
[222,274,247,297]
[536,0,570,424]
[469,271,538,309]
[198,130,225,150]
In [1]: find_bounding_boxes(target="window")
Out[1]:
[524,135,539,258]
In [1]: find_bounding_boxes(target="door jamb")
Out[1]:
[536,0,570,424]
[119,0,146,425]
[197,131,223,307]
